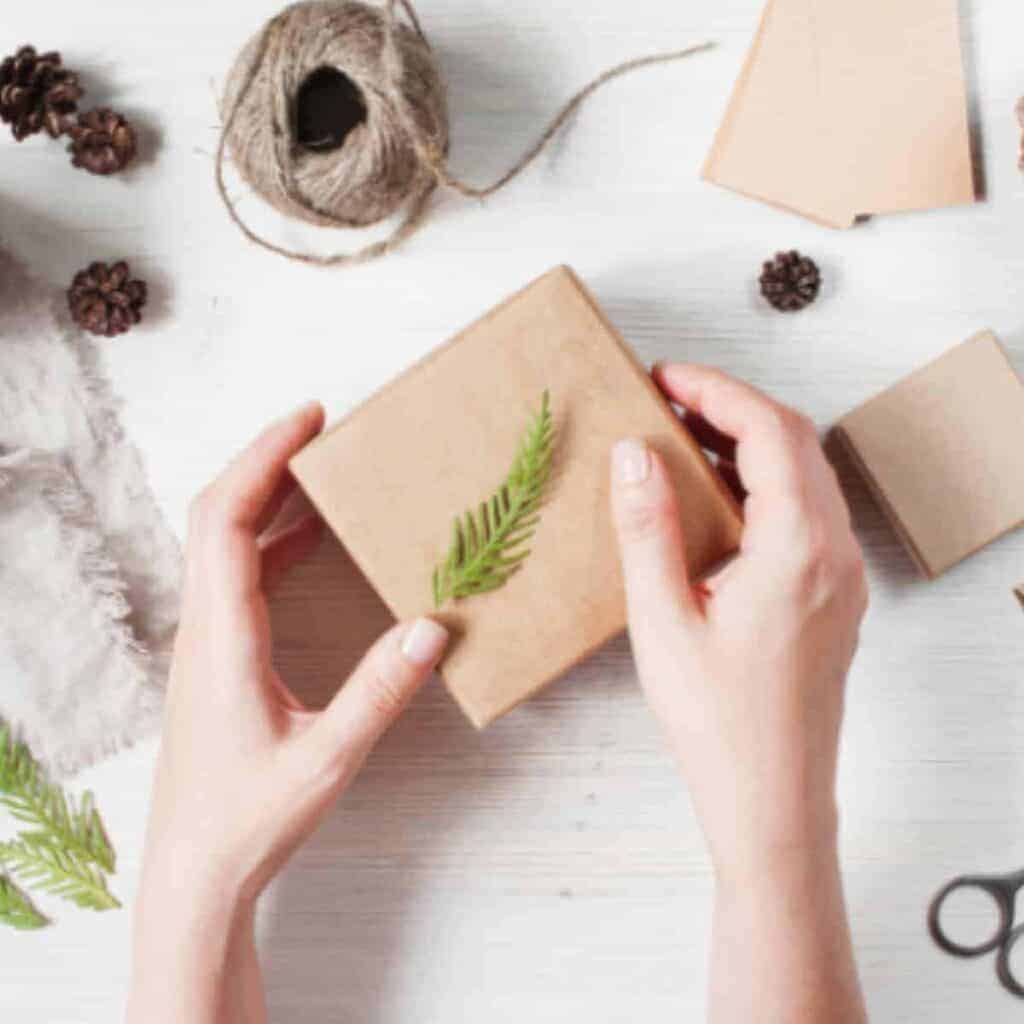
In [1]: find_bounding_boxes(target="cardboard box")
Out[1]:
[290,266,742,726]
[702,0,975,228]
[837,331,1024,579]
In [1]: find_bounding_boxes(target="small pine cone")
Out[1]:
[0,45,82,141]
[759,250,821,312]
[67,260,147,337]
[68,108,137,175]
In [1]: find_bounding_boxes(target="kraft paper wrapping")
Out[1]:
[291,266,742,726]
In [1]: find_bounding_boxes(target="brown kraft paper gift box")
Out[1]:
[290,266,743,727]
[837,330,1024,580]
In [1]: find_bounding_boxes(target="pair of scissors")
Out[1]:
[928,868,1024,998]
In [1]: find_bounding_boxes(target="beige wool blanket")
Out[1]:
[0,246,180,775]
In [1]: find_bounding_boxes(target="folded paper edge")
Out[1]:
[834,425,935,579]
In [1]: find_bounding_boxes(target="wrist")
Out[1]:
[127,861,257,1023]
[710,802,841,897]
[708,815,867,1024]
[133,863,255,959]
[713,833,847,968]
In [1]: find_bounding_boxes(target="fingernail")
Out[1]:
[400,618,449,667]
[289,400,323,421]
[613,438,650,485]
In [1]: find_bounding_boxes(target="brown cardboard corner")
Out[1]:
[700,0,777,183]
[834,423,935,579]
[290,266,575,465]
[558,266,744,539]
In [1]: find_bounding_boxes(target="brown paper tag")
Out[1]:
[703,0,974,226]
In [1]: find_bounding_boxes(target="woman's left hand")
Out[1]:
[127,402,449,1024]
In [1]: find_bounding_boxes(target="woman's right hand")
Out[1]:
[609,364,869,1023]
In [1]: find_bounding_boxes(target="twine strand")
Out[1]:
[414,44,714,200]
[215,0,713,266]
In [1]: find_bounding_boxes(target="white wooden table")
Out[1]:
[3,1,1024,1020]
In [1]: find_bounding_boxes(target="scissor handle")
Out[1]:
[995,924,1024,999]
[928,875,1017,958]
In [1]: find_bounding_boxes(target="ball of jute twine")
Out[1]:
[216,0,712,267]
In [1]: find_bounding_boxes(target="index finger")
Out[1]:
[192,401,325,538]
[654,363,858,571]
[185,402,325,605]
[654,363,814,502]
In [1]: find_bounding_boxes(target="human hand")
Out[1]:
[127,402,449,1024]
[611,364,867,879]
[610,365,868,1023]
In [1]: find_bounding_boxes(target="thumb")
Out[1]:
[305,618,449,773]
[610,438,700,628]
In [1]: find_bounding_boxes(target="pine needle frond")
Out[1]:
[0,836,120,912]
[433,391,555,606]
[0,720,116,874]
[0,873,48,931]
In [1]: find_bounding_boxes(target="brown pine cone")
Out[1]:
[67,261,147,337]
[68,108,137,175]
[759,250,821,312]
[0,45,82,141]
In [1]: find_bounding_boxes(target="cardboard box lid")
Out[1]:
[290,266,742,727]
[702,0,974,228]
[837,331,1024,579]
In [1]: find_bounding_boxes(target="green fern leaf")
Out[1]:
[0,836,120,912]
[0,721,116,874]
[433,391,555,606]
[0,874,48,930]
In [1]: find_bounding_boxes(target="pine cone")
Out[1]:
[0,45,82,141]
[759,250,821,312]
[68,108,137,175]
[67,261,147,337]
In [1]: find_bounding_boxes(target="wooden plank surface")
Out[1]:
[2,1,1024,1020]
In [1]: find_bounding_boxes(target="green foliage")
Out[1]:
[433,391,555,606]
[0,719,119,926]
[0,874,48,930]
[0,722,115,874]
[0,836,120,912]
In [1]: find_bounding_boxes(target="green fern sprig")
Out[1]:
[432,390,555,606]
[0,873,48,930]
[0,722,115,874]
[0,835,120,912]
